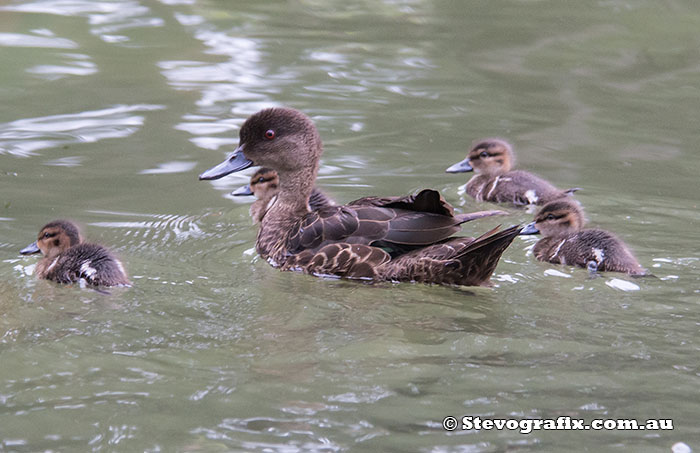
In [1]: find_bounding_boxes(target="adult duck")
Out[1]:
[200,108,520,286]
[232,167,335,223]
[446,138,579,205]
[519,198,646,275]
[20,219,130,286]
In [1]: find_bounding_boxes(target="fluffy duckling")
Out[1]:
[200,107,520,286]
[446,138,578,205]
[20,220,130,286]
[232,167,335,223]
[519,198,646,275]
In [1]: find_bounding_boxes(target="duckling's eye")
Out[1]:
[479,151,489,158]
[546,214,555,221]
[43,232,55,239]
[257,177,266,183]
[264,129,275,140]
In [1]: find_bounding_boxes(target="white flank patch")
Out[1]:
[524,189,539,204]
[46,257,59,272]
[592,247,605,264]
[551,239,567,260]
[486,176,501,199]
[605,278,640,292]
[80,260,97,278]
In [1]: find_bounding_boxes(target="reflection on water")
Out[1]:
[1,0,699,451]
[0,32,77,48]
[0,105,164,157]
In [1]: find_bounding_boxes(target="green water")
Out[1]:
[1,0,699,451]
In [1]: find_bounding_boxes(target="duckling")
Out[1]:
[20,220,130,286]
[519,198,646,275]
[232,167,335,223]
[200,107,520,286]
[446,138,579,205]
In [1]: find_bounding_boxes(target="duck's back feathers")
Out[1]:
[466,170,570,205]
[35,243,130,286]
[309,188,335,211]
[533,229,646,275]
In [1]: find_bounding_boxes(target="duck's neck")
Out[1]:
[266,164,318,221]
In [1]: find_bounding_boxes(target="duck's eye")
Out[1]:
[264,129,275,140]
[479,151,489,158]
[257,177,266,183]
[546,214,555,221]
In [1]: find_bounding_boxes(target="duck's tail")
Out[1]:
[379,224,522,286]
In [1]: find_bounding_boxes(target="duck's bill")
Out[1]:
[445,158,473,173]
[20,242,40,255]
[519,222,540,235]
[231,184,253,196]
[199,146,253,180]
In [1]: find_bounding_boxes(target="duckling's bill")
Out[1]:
[232,184,253,196]
[519,222,540,235]
[20,242,40,255]
[446,157,473,173]
[199,145,253,180]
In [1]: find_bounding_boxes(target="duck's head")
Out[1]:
[20,220,81,259]
[199,108,322,181]
[446,138,514,177]
[520,198,584,237]
[232,167,279,199]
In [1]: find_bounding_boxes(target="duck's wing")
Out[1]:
[288,203,473,255]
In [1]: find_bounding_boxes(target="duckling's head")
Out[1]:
[520,198,585,237]
[446,138,514,177]
[232,168,281,223]
[199,108,322,181]
[232,167,279,199]
[20,220,82,259]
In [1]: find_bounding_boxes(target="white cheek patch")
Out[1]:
[524,189,539,204]
[80,260,97,278]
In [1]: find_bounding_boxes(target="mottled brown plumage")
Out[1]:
[520,198,646,275]
[199,107,520,286]
[446,138,579,205]
[20,220,130,286]
[233,167,335,223]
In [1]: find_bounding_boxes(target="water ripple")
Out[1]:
[2,0,164,43]
[88,210,206,249]
[0,104,164,157]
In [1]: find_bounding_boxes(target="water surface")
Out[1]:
[1,0,699,451]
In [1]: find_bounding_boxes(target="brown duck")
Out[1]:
[446,138,579,205]
[200,107,521,286]
[519,198,646,275]
[232,167,335,223]
[20,220,130,286]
